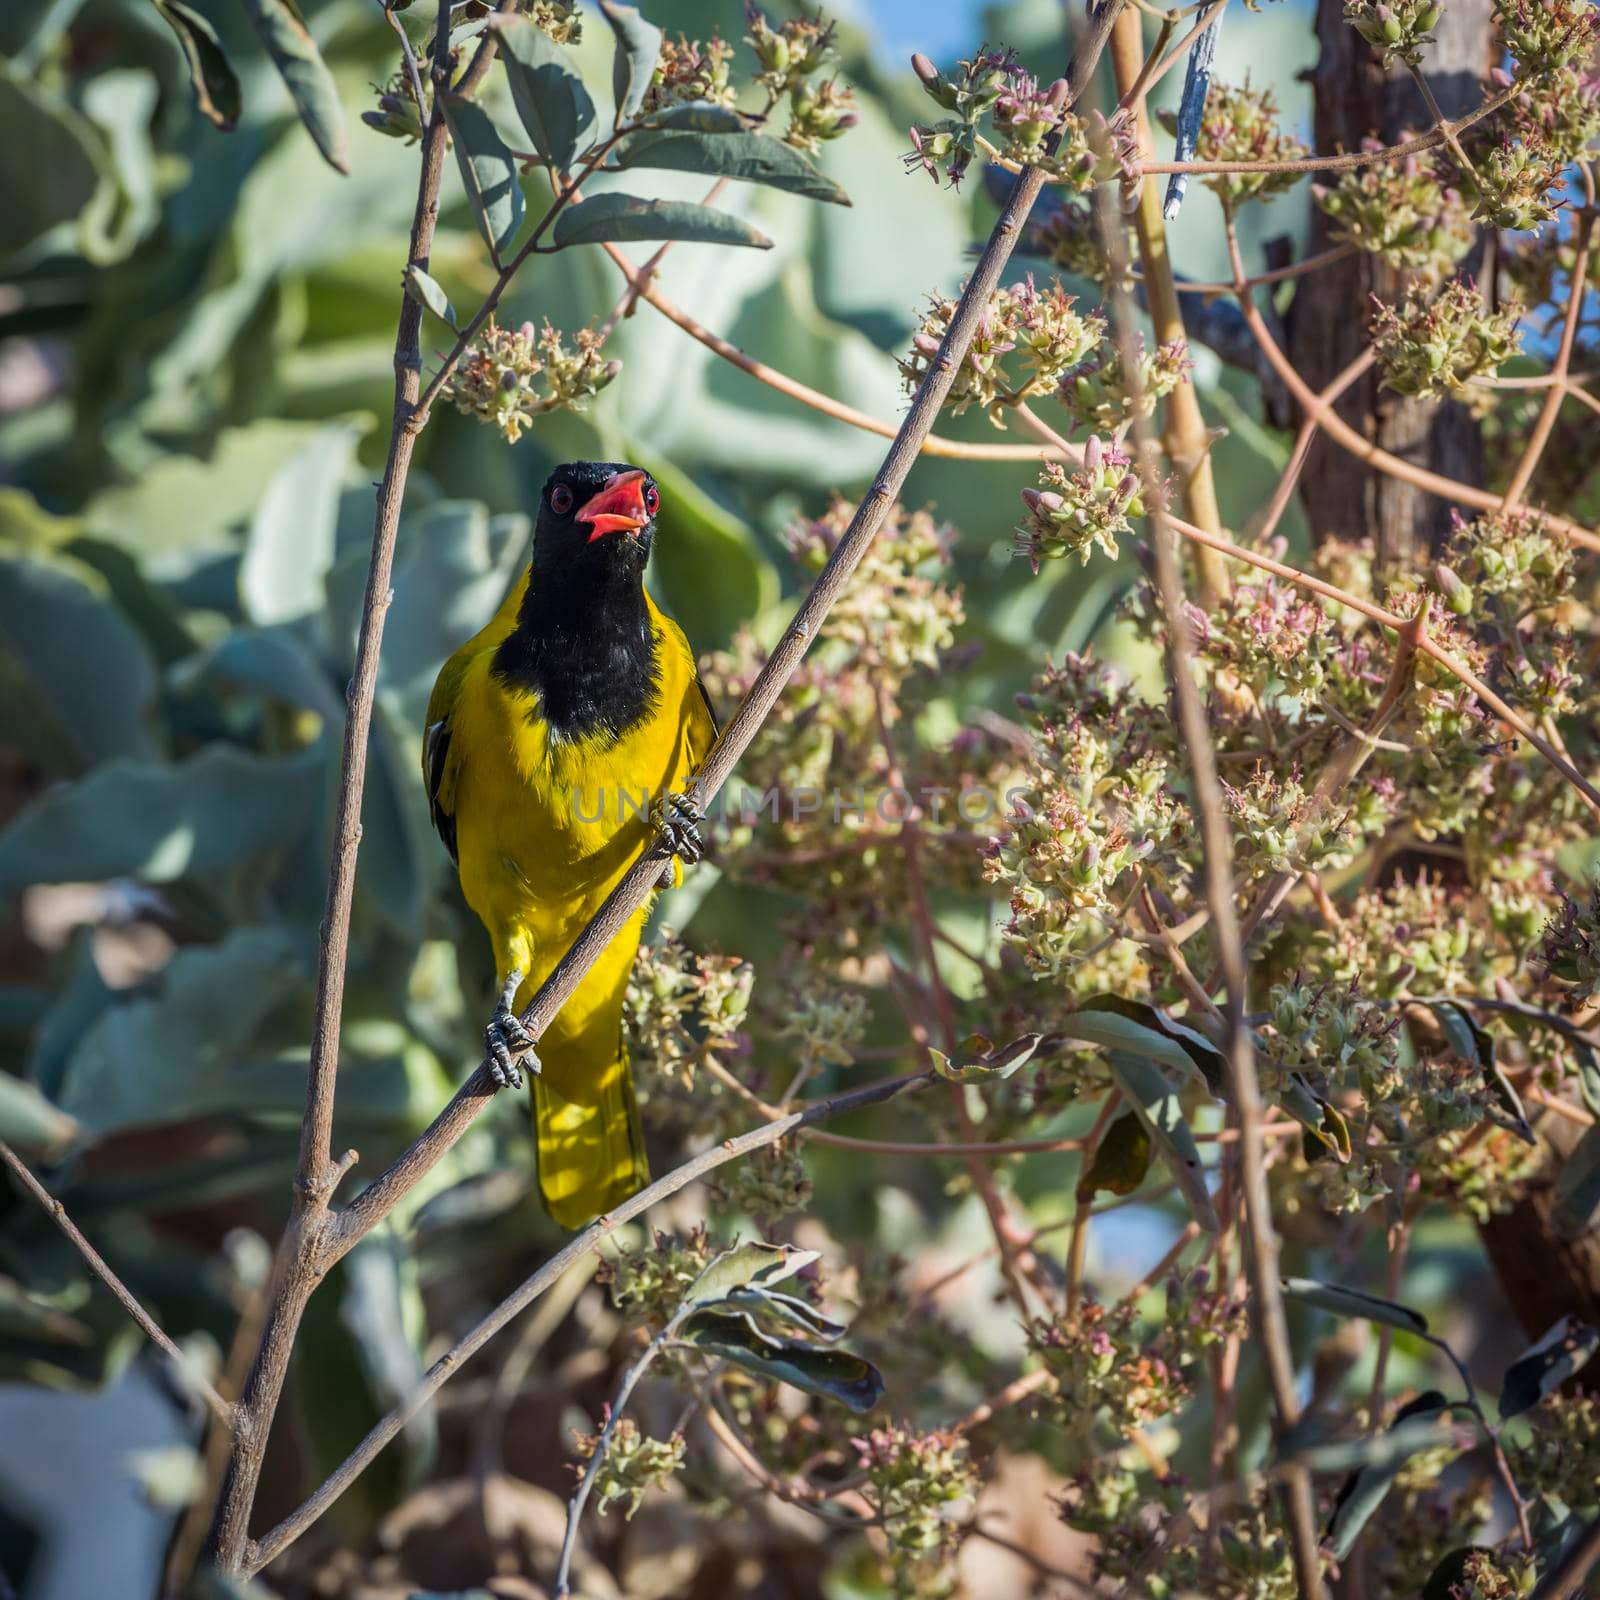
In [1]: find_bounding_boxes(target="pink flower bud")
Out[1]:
[911,52,939,85]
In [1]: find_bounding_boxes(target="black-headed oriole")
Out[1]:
[423,461,716,1228]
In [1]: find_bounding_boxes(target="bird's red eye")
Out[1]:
[643,484,660,517]
[550,484,574,514]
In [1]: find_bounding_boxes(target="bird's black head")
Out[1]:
[533,459,661,580]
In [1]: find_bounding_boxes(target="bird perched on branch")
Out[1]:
[423,461,716,1228]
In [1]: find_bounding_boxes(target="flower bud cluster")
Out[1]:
[571,1418,685,1520]
[443,319,620,443]
[712,1139,813,1224]
[1443,507,1574,614]
[901,277,1106,424]
[852,1423,977,1563]
[1190,79,1309,207]
[1312,147,1473,279]
[363,68,426,142]
[645,33,736,112]
[1343,0,1445,66]
[596,1226,715,1327]
[519,0,581,45]
[1469,130,1569,231]
[1369,279,1522,399]
[1056,336,1192,433]
[1015,440,1144,570]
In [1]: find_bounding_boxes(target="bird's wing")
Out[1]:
[423,568,531,866]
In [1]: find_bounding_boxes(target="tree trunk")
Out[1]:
[1288,0,1492,570]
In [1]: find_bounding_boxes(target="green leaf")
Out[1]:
[1426,1001,1534,1144]
[1327,1392,1454,1560]
[640,100,749,133]
[237,0,348,174]
[1076,1110,1152,1202]
[404,266,457,329]
[599,1,662,122]
[1104,1051,1218,1231]
[552,193,773,251]
[239,420,365,625]
[0,1072,83,1158]
[1280,1076,1352,1164]
[611,129,850,205]
[1064,996,1226,1093]
[0,743,326,898]
[0,64,104,258]
[1280,1276,1429,1335]
[680,1308,884,1412]
[442,94,526,260]
[928,1032,1043,1083]
[1554,1124,1600,1238]
[684,1241,819,1308]
[54,927,308,1136]
[1576,1043,1600,1119]
[151,0,241,131]
[0,551,160,765]
[490,16,596,173]
[1498,1316,1599,1419]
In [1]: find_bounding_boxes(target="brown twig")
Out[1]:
[0,1140,234,1428]
[1097,189,1328,1599]
[1109,5,1232,604]
[1134,78,1520,175]
[1502,209,1597,508]
[1222,215,1600,552]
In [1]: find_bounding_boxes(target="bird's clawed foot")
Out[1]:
[656,789,705,866]
[485,970,540,1090]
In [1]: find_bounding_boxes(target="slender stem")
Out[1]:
[594,242,1069,463]
[1110,6,1231,604]
[1502,210,1597,507]
[1097,189,1327,1600]
[554,1315,681,1597]
[245,1070,927,1572]
[202,12,460,1569]
[0,1140,234,1427]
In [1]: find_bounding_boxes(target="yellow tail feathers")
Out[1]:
[532,1043,649,1230]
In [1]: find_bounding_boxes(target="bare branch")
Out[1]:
[0,1140,234,1428]
[245,1070,928,1572]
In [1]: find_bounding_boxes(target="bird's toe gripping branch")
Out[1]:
[485,970,540,1090]
[655,789,706,866]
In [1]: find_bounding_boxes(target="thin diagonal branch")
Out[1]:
[326,9,1131,1262]
[0,1140,234,1427]
[245,1070,928,1572]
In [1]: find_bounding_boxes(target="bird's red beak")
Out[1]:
[576,469,651,542]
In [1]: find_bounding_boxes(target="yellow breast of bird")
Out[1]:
[446,589,707,968]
